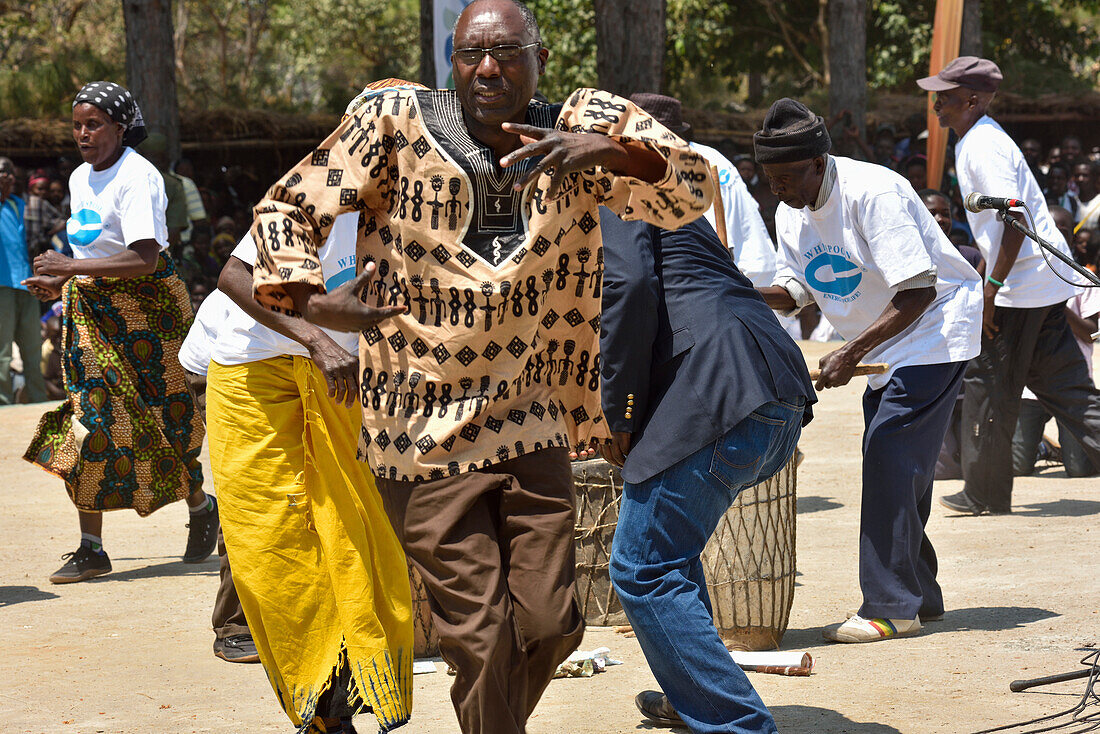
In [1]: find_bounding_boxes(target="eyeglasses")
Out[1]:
[452,42,540,66]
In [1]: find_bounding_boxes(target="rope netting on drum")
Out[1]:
[573,461,627,626]
[571,456,798,649]
[701,456,797,651]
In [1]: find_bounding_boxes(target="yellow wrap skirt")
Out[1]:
[206,355,412,732]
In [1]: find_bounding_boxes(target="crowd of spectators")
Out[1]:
[0,150,260,404]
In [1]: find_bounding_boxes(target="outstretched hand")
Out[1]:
[296,261,405,333]
[500,122,627,200]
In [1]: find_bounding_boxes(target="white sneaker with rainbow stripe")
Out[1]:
[822,614,922,643]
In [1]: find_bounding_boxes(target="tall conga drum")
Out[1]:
[700,456,798,651]
[571,456,797,650]
[572,459,628,626]
[408,562,440,657]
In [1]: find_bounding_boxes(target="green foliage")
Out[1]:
[3,0,1100,119]
[527,0,597,102]
[0,3,124,117]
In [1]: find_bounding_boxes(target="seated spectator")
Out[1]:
[872,125,899,168]
[893,112,926,161]
[1011,205,1100,478]
[23,173,66,257]
[46,179,68,218]
[1045,163,1077,218]
[210,216,238,265]
[1073,161,1100,234]
[1021,138,1046,189]
[189,279,213,314]
[920,188,984,271]
[903,155,928,191]
[1076,229,1100,273]
[1061,135,1084,171]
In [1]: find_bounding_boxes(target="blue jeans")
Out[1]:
[610,398,805,734]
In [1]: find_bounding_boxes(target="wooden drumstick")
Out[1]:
[708,165,730,250]
[808,362,889,381]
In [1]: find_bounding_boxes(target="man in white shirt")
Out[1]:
[754,98,983,644]
[629,93,777,286]
[919,56,1100,514]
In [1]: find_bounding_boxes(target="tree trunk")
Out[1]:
[594,0,665,96]
[827,0,866,158]
[420,0,435,87]
[960,0,981,57]
[121,0,180,163]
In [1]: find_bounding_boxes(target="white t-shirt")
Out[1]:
[208,212,360,366]
[1076,193,1100,233]
[178,289,234,376]
[775,156,983,389]
[955,116,1078,308]
[65,147,169,260]
[691,142,777,286]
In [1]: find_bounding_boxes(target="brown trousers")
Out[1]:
[375,448,584,734]
[211,529,249,638]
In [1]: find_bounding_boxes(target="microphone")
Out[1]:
[964,193,1024,213]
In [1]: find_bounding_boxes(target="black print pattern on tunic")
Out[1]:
[416,91,562,267]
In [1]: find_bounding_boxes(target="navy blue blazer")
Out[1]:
[599,209,816,484]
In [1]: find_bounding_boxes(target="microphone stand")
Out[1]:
[998,208,1100,287]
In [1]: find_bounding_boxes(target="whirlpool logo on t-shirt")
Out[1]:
[803,245,864,300]
[67,208,103,247]
[324,254,357,292]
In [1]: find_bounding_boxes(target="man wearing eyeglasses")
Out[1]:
[0,157,47,405]
[246,1,713,732]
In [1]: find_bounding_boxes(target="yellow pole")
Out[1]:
[927,0,964,190]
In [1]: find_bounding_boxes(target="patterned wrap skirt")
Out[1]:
[206,355,413,732]
[24,255,204,515]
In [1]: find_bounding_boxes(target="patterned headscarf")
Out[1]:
[73,81,148,148]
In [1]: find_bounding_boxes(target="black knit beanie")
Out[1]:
[753,98,831,164]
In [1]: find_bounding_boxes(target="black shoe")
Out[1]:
[213,633,260,664]
[939,490,989,516]
[635,690,686,727]
[49,544,111,584]
[184,496,219,563]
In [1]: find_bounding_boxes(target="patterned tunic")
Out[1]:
[252,87,712,482]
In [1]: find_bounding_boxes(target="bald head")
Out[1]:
[454,0,540,43]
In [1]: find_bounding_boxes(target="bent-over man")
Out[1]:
[755,98,982,643]
[599,207,814,733]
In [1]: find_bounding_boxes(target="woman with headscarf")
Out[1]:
[21,81,218,584]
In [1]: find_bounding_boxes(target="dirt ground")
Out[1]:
[2,340,1098,734]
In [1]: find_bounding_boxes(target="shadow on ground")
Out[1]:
[781,606,1060,650]
[1013,499,1100,517]
[83,558,218,583]
[0,585,60,608]
[771,705,904,733]
[797,495,844,514]
[633,705,904,732]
